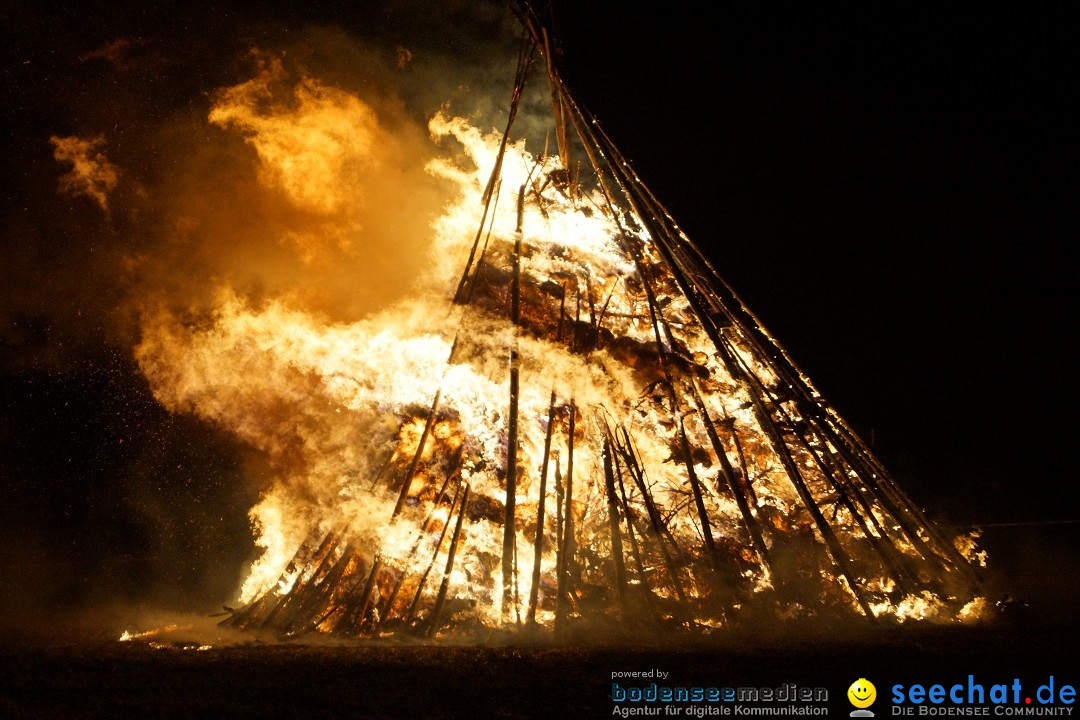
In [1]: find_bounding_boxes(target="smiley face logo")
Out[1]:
[848,678,877,709]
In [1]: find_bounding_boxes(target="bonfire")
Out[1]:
[128,2,988,641]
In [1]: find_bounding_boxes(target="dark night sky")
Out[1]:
[1,2,1076,628]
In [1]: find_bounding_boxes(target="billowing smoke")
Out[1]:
[49,135,120,213]
[4,1,531,370]
[129,49,450,328]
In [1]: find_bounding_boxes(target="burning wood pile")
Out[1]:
[136,4,989,641]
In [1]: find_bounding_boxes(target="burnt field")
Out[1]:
[2,620,1078,719]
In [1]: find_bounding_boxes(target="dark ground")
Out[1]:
[2,620,1078,719]
[0,520,1075,719]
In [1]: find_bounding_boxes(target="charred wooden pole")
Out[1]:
[553,458,564,591]
[461,179,503,305]
[222,529,323,628]
[513,533,522,625]
[602,435,629,610]
[555,90,728,595]
[572,280,582,353]
[689,379,776,577]
[776,406,918,593]
[284,542,357,635]
[515,3,570,171]
[592,90,971,593]
[594,279,619,350]
[453,34,534,302]
[564,86,874,617]
[273,540,348,632]
[616,428,689,605]
[813,437,920,585]
[391,337,460,518]
[527,390,558,625]
[367,441,402,491]
[717,335,878,619]
[676,414,722,579]
[303,547,365,632]
[557,288,566,343]
[611,443,645,582]
[612,443,662,625]
[502,181,528,622]
[555,401,576,632]
[624,220,725,586]
[339,556,383,635]
[405,482,464,627]
[724,415,756,505]
[374,467,460,629]
[393,389,441,518]
[260,531,340,629]
[584,270,597,338]
[427,483,471,637]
